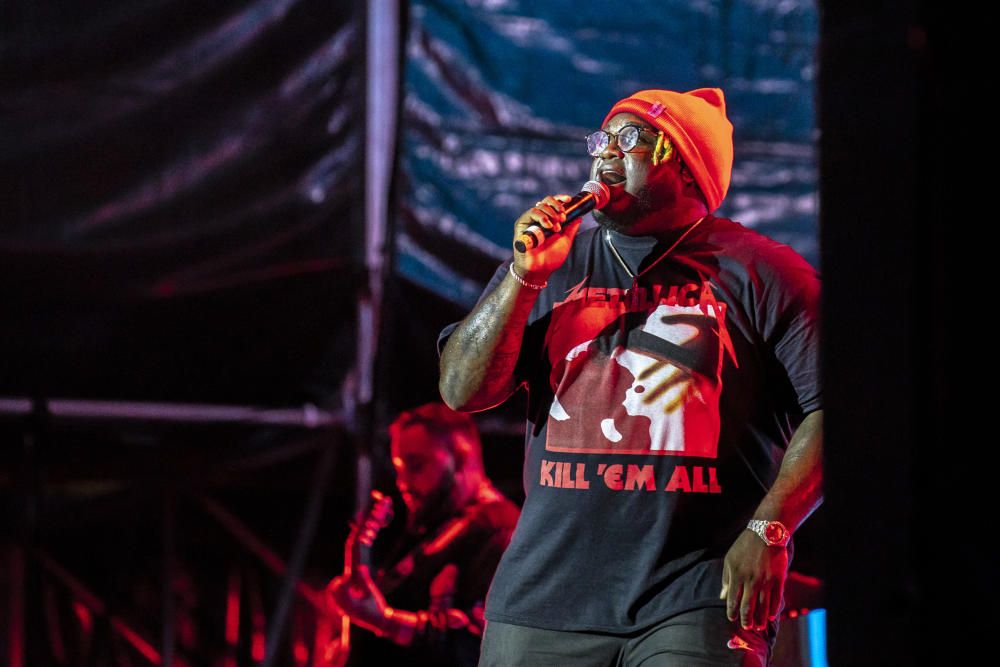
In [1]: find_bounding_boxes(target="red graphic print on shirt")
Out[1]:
[544,281,735,458]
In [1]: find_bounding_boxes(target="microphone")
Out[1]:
[514,180,611,253]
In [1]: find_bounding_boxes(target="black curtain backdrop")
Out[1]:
[1,0,364,405]
[820,1,990,664]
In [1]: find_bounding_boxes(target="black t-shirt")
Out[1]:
[438,215,821,634]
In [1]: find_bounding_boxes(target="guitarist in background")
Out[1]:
[326,403,520,666]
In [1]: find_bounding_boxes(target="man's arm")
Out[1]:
[720,409,823,630]
[439,194,576,412]
[327,528,514,663]
[439,271,543,411]
[325,567,457,647]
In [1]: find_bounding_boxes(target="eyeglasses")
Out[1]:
[585,125,657,157]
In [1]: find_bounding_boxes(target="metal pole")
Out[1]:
[355,0,401,509]
[0,397,343,428]
[7,545,24,667]
[261,444,337,667]
[161,488,176,667]
[193,495,325,612]
[16,403,44,666]
[34,551,164,664]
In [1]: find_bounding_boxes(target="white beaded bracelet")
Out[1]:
[509,262,547,290]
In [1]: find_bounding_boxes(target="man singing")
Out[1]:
[439,88,822,666]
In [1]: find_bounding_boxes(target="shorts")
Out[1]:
[479,606,775,667]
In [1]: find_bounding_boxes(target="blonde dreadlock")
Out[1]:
[651,131,675,166]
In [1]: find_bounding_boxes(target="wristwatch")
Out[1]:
[747,519,791,547]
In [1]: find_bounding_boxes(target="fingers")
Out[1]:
[739,582,755,630]
[768,581,783,621]
[538,194,572,210]
[734,581,776,631]
[528,208,560,234]
[738,582,773,630]
[512,193,578,265]
[726,579,743,624]
[720,562,730,600]
[726,579,767,631]
[326,576,348,611]
[754,588,770,631]
[530,196,568,233]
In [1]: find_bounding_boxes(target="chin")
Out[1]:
[596,185,663,231]
[594,207,642,233]
[593,210,624,231]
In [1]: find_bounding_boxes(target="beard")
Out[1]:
[403,475,457,535]
[592,184,659,233]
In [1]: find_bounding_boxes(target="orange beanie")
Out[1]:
[602,88,734,213]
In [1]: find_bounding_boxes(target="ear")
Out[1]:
[679,161,696,185]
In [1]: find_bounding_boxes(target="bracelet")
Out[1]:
[509,262,547,290]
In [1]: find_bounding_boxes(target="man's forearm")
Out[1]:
[379,606,481,649]
[439,269,543,411]
[379,607,419,646]
[752,409,824,532]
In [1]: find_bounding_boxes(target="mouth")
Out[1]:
[599,169,626,186]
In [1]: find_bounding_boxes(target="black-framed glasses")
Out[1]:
[585,125,657,157]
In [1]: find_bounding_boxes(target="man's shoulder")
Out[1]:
[704,215,795,254]
[704,215,818,279]
[464,494,520,533]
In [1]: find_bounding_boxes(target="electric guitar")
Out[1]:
[323,490,394,666]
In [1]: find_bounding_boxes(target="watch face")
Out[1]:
[764,523,787,544]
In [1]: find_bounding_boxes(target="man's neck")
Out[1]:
[604,213,708,244]
[601,204,709,241]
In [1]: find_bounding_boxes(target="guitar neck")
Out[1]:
[345,490,393,573]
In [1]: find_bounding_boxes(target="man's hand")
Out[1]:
[719,530,789,631]
[326,567,389,636]
[512,194,578,282]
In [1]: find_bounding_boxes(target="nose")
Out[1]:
[601,132,624,159]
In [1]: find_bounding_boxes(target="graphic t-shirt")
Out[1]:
[438,215,821,633]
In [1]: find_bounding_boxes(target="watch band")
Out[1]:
[747,519,791,547]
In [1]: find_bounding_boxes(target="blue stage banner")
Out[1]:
[398,0,819,306]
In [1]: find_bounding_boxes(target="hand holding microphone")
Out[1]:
[510,180,611,285]
[514,181,611,252]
